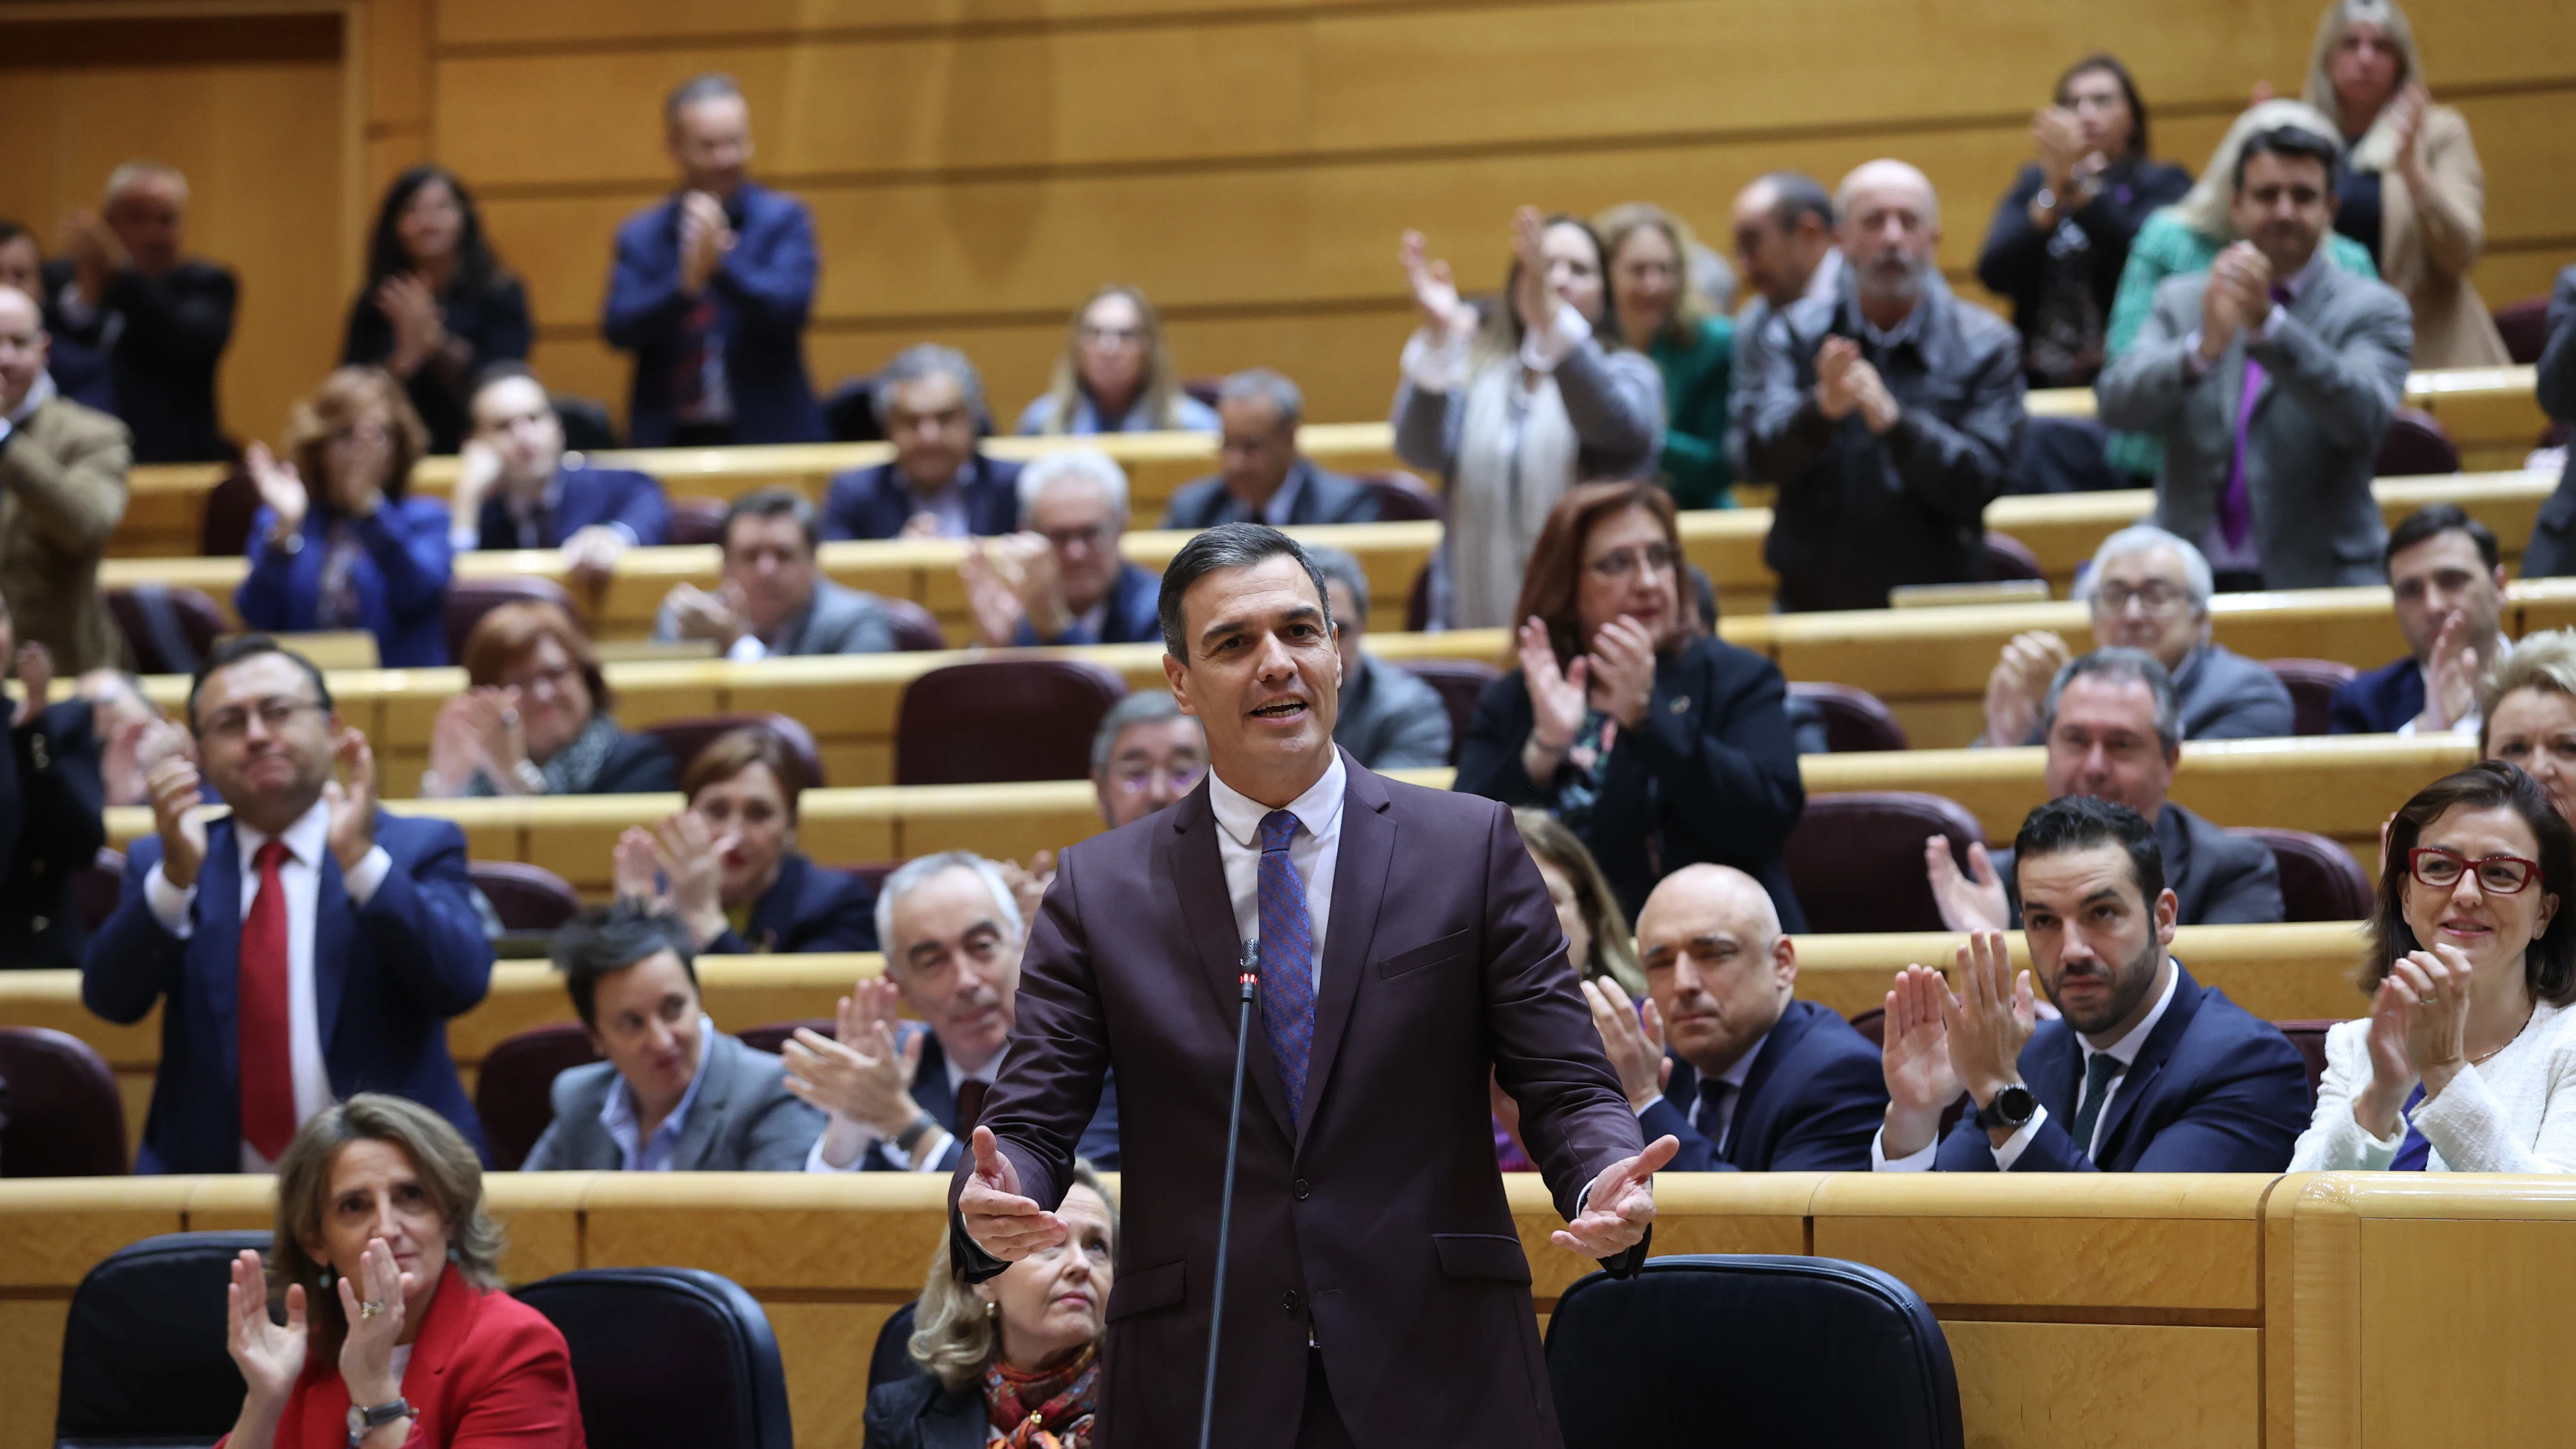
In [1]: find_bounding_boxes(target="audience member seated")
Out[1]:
[1014,284,1217,436]
[78,665,174,809]
[1980,525,2294,745]
[2102,99,2380,485]
[450,365,668,584]
[425,603,675,798]
[341,167,532,455]
[2329,503,2506,734]
[1514,808,1646,993]
[2480,631,2576,827]
[1978,56,2193,392]
[2522,265,2576,578]
[236,368,452,668]
[604,74,821,447]
[41,161,235,463]
[2307,0,2507,368]
[217,1095,581,1449]
[611,726,877,954]
[2293,762,2576,1172]
[1932,648,2285,930]
[960,450,1161,648]
[0,283,129,673]
[1589,864,1886,1171]
[1742,161,2025,612]
[657,487,899,658]
[1089,691,1205,833]
[789,851,1119,1173]
[0,604,102,972]
[1877,796,2310,1172]
[822,345,1021,541]
[521,904,825,1171]
[0,220,108,411]
[1727,173,1842,478]
[1393,208,1662,628]
[86,639,494,1171]
[1598,203,1735,508]
[1310,545,1449,771]
[864,1161,1115,1448]
[2097,124,2413,593]
[1456,482,1805,925]
[1161,369,1379,529]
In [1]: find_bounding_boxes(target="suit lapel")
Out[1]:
[1163,783,1295,1142]
[672,1033,736,1169]
[1723,1002,1815,1167]
[2094,963,2206,1163]
[1297,757,1392,1155]
[912,1029,960,1129]
[2023,1022,2083,1121]
[314,843,354,1061]
[201,823,247,1110]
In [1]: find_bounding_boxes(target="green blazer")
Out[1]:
[1648,314,1735,508]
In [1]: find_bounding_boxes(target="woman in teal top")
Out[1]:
[1598,203,1734,508]
[2102,98,2380,482]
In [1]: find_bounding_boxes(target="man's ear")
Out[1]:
[1161,651,1196,715]
[1773,934,1799,990]
[2154,887,2181,946]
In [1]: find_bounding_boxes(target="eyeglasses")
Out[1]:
[1078,325,1144,347]
[324,422,393,449]
[2093,581,2192,616]
[501,661,579,695]
[2407,846,2542,896]
[1585,542,1679,581]
[199,697,322,741]
[1043,523,1113,552]
[1110,762,1205,796]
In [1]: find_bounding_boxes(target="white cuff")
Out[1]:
[342,845,393,906]
[805,1131,867,1174]
[724,635,769,664]
[1517,304,1591,373]
[1400,327,1466,394]
[144,861,197,939]
[1990,1103,2050,1171]
[1869,1125,1938,1172]
[449,527,480,552]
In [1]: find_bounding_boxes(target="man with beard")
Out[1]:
[1742,159,2025,611]
[1874,794,2308,1173]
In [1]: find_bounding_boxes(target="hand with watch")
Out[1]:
[1879,932,2039,1159]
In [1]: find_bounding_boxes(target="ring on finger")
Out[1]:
[358,1299,387,1320]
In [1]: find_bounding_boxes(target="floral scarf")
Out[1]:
[464,711,625,797]
[984,1345,1099,1449]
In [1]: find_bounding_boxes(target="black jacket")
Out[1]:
[1975,157,2193,387]
[1454,634,1807,927]
[1643,999,1886,1171]
[862,1375,986,1449]
[704,853,877,954]
[0,700,105,971]
[41,257,237,463]
[341,273,535,454]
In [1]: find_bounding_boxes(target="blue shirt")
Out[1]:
[597,1016,716,1172]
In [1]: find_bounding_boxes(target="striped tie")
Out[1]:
[1256,810,1317,1124]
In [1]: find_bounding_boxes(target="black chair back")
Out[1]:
[881,596,949,652]
[2495,297,2551,366]
[475,1023,602,1171]
[1785,792,1983,933]
[468,861,584,934]
[2375,408,2461,476]
[1547,1254,1963,1449]
[2274,1020,2337,1101]
[2266,658,2358,737]
[896,659,1127,786]
[0,1027,127,1176]
[735,1019,834,1056]
[2234,826,2374,923]
[515,1267,794,1449]
[1391,658,1502,766]
[1353,469,1443,523]
[107,586,225,676]
[668,496,730,547]
[1786,682,1909,752]
[1980,530,2045,583]
[55,1230,269,1449]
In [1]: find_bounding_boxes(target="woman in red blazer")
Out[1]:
[218,1094,585,1449]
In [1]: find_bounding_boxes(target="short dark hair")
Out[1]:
[2369,761,2576,1006]
[2231,124,2342,194]
[1156,522,1334,660]
[1761,172,1835,233]
[0,219,32,251]
[469,360,545,411]
[665,73,744,130]
[2384,501,2500,574]
[2040,647,2182,755]
[721,487,819,555]
[188,636,333,732]
[2012,794,2167,906]
[2056,53,2152,157]
[552,902,697,1031]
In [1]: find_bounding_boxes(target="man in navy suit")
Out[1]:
[961,448,1162,647]
[603,74,823,447]
[787,851,1118,1173]
[821,345,1022,540]
[82,638,494,1172]
[2330,503,2508,736]
[1876,795,2308,1173]
[1586,864,1885,1171]
[1161,370,1381,531]
[450,366,670,584]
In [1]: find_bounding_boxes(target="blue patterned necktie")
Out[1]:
[1256,810,1317,1125]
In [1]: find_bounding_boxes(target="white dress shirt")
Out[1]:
[1873,961,2179,1172]
[1207,751,1347,986]
[599,1016,715,1171]
[143,797,393,1171]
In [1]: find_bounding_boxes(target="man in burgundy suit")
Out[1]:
[952,522,1676,1448]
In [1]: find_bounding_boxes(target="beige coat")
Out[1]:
[1,394,131,673]
[2375,105,2510,370]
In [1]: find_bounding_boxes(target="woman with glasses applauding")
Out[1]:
[1455,481,1805,926]
[420,602,675,798]
[2293,761,2576,1172]
[610,725,877,954]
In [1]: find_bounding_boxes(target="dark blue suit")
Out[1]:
[821,455,1023,541]
[603,181,824,447]
[1159,460,1382,531]
[2326,657,2424,734]
[81,812,496,1173]
[873,1028,1120,1172]
[235,499,455,668]
[472,466,671,551]
[1013,560,1163,646]
[1932,961,2308,1173]
[705,853,877,955]
[1642,999,1886,1171]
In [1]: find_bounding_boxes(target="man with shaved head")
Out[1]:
[1584,864,1887,1171]
[1744,158,2026,612]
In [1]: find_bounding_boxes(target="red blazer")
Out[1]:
[223,1265,585,1449]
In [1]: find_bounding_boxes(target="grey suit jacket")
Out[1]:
[521,1028,825,1172]
[2096,260,2413,590]
[1331,655,1452,770]
[653,577,897,656]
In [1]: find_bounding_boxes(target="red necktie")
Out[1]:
[239,838,297,1161]
[955,1078,990,1140]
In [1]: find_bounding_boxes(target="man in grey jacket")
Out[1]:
[1311,545,1451,770]
[655,487,900,657]
[2095,124,2413,592]
[522,904,824,1172]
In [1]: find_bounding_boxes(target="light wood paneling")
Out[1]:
[1946,1321,2262,1449]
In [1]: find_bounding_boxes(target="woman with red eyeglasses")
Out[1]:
[2294,761,2576,1172]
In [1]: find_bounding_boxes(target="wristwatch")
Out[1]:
[347,1397,412,1446]
[894,1111,940,1153]
[1972,1083,2039,1132]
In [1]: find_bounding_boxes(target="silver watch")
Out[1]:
[348,1397,411,1445]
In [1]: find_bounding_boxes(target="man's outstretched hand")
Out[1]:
[1551,1135,1679,1258]
[957,1127,1068,1261]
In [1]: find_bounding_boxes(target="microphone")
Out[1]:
[1199,943,1259,1449]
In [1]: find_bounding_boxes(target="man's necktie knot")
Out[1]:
[1259,810,1301,854]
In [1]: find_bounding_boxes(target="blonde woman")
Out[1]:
[1597,202,1734,508]
[2481,630,2576,829]
[1514,807,1647,996]
[1014,284,1217,435]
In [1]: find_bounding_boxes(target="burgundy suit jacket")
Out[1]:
[951,754,1646,1449]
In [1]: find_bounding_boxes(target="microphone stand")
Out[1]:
[1199,945,1258,1449]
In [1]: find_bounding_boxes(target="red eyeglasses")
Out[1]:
[2407,846,2542,896]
